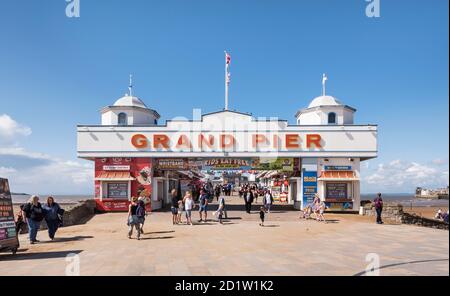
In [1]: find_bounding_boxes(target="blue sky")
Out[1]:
[0,0,448,194]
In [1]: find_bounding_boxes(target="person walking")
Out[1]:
[198,189,209,223]
[43,196,64,241]
[215,185,221,201]
[245,190,254,213]
[170,189,179,225]
[137,196,150,234]
[374,193,384,224]
[259,206,265,227]
[136,198,146,234]
[22,195,45,244]
[263,190,273,213]
[127,196,141,240]
[183,191,194,225]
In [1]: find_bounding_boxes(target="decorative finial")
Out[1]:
[128,74,133,97]
[322,73,328,96]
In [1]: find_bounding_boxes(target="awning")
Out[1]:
[95,172,135,181]
[318,171,359,181]
[255,171,268,179]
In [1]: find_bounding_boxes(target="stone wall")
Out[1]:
[401,212,449,230]
[363,202,404,223]
[363,202,449,230]
[18,200,96,234]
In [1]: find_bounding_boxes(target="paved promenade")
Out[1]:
[1,197,448,276]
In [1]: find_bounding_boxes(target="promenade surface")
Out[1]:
[1,196,448,276]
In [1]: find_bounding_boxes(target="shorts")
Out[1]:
[199,205,208,212]
[185,210,192,218]
[171,207,178,215]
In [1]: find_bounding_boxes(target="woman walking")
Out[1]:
[22,195,45,244]
[127,197,141,240]
[43,196,64,240]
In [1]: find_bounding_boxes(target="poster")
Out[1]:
[0,178,19,250]
[302,171,317,207]
[253,158,294,171]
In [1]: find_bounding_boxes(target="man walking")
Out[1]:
[374,193,384,224]
[198,189,209,223]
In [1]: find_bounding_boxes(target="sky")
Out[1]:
[0,0,448,194]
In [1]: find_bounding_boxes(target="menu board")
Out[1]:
[0,178,19,250]
[302,171,317,206]
[326,183,348,200]
[107,182,128,199]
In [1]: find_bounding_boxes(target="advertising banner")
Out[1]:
[203,158,253,170]
[302,171,317,207]
[0,178,19,252]
[155,158,189,170]
[252,158,294,171]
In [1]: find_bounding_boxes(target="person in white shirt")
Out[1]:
[263,190,273,213]
[183,191,195,226]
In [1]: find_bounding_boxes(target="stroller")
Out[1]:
[300,204,313,219]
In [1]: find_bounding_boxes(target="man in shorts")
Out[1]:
[198,189,209,223]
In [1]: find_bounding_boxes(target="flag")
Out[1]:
[225,51,231,85]
[322,73,328,85]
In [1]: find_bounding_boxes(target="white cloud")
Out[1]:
[0,149,93,194]
[0,114,32,144]
[362,159,449,192]
[0,114,93,194]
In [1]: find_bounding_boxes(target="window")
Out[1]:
[107,182,128,199]
[118,112,128,125]
[328,112,336,124]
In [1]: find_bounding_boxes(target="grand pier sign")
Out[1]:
[77,110,377,159]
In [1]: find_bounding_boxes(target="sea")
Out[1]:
[11,193,449,208]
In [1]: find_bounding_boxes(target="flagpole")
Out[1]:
[225,51,229,110]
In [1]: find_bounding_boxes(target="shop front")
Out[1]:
[77,87,377,212]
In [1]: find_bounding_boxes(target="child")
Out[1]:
[177,199,184,224]
[259,206,265,227]
[317,201,326,222]
[15,204,26,234]
[300,205,312,220]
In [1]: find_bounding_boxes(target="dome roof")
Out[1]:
[308,95,342,108]
[113,95,148,109]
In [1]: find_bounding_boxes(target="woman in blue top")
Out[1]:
[43,196,64,240]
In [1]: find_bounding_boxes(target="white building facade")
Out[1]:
[77,88,377,212]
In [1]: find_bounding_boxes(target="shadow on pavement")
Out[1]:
[262,225,280,228]
[145,230,175,234]
[0,250,83,261]
[140,236,174,240]
[44,236,94,243]
[353,258,450,276]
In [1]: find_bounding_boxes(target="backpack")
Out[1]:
[136,203,146,218]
